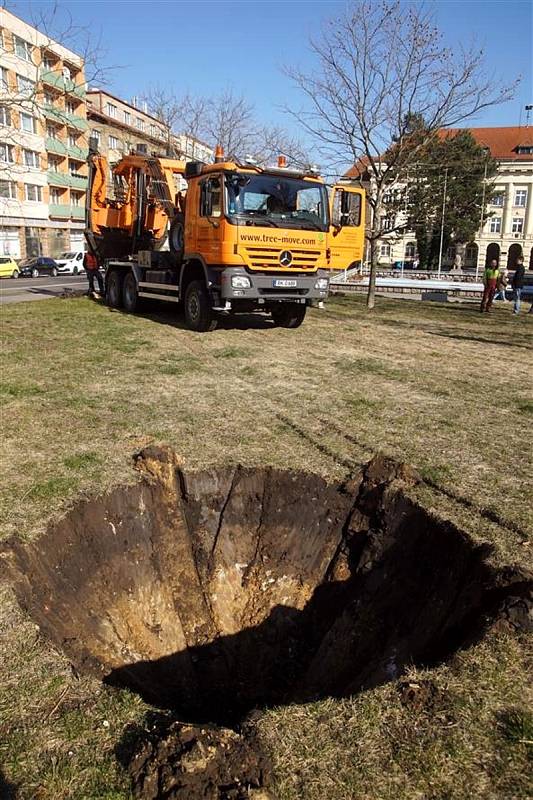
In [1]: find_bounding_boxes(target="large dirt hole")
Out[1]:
[6,447,531,728]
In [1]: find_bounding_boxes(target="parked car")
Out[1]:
[0,255,20,279]
[55,250,86,275]
[392,259,418,270]
[19,257,60,278]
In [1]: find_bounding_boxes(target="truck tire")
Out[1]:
[107,269,123,308]
[271,302,307,329]
[169,216,184,264]
[122,270,143,313]
[184,280,217,332]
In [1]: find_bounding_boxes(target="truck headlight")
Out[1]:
[314,278,329,290]
[231,275,251,289]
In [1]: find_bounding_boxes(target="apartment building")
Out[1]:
[86,89,169,165]
[349,126,533,272]
[0,8,88,258]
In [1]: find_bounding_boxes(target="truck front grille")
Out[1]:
[243,247,321,271]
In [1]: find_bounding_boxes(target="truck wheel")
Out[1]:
[122,271,143,313]
[184,280,217,332]
[271,303,307,329]
[169,217,184,264]
[107,269,123,308]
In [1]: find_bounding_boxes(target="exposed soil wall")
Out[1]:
[4,447,531,726]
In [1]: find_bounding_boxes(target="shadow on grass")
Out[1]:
[315,417,531,542]
[105,304,276,332]
[0,769,18,799]
[428,330,532,350]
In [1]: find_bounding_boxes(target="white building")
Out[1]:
[350,126,533,272]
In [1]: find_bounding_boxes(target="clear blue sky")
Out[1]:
[9,0,533,134]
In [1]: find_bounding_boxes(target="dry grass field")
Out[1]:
[0,293,531,799]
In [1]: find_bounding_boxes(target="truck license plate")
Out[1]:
[273,279,297,287]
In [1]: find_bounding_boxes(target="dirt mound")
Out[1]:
[4,446,531,727]
[122,716,272,800]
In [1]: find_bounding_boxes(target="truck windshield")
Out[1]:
[226,173,328,232]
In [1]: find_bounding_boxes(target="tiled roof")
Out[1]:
[440,126,533,161]
[346,127,533,176]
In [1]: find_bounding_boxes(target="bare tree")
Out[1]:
[253,123,310,168]
[141,85,184,156]
[140,83,308,167]
[286,1,517,308]
[202,87,257,159]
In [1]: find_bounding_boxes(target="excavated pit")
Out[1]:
[5,446,532,731]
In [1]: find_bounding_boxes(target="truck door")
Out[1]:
[196,174,223,264]
[328,186,365,272]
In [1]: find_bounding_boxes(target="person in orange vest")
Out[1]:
[480,259,499,312]
[84,250,104,296]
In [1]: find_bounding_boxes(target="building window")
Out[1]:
[108,135,120,149]
[106,103,117,118]
[71,191,82,206]
[136,143,147,154]
[68,133,78,147]
[465,244,477,261]
[62,65,72,81]
[123,110,131,125]
[24,149,40,168]
[48,156,61,172]
[381,215,393,231]
[491,192,504,207]
[14,35,33,62]
[0,180,17,198]
[25,184,42,202]
[516,145,533,155]
[0,142,14,162]
[50,187,63,204]
[0,66,9,90]
[379,243,391,258]
[135,117,144,131]
[489,217,501,233]
[42,55,54,71]
[44,90,55,106]
[405,242,416,259]
[46,124,59,139]
[512,217,524,234]
[514,189,528,207]
[20,112,37,134]
[68,160,80,175]
[0,105,11,126]
[66,100,76,114]
[16,74,34,94]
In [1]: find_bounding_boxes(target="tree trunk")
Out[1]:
[367,238,378,309]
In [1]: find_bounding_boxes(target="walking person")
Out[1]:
[480,259,499,313]
[511,256,526,315]
[493,265,509,302]
[84,250,104,296]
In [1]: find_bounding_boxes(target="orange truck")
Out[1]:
[85,146,364,331]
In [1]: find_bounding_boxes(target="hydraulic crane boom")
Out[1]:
[85,151,187,263]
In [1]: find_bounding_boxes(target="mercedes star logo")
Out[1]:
[279,250,293,267]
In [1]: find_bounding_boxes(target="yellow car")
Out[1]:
[0,256,20,279]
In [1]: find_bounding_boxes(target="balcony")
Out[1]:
[71,205,85,220]
[69,174,87,190]
[45,137,67,156]
[43,104,67,125]
[49,203,71,219]
[64,78,86,99]
[67,145,88,162]
[40,69,65,91]
[47,170,71,188]
[64,113,88,132]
